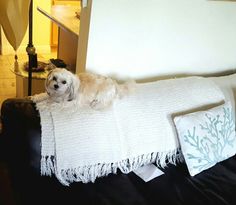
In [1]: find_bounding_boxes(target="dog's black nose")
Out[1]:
[54,84,59,89]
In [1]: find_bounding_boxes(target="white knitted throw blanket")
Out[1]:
[33,77,225,186]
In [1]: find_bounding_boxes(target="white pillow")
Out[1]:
[174,101,236,176]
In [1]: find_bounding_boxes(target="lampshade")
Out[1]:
[0,0,31,51]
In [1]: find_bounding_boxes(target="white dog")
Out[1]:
[45,68,79,103]
[34,68,136,109]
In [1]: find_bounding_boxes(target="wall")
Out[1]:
[1,0,51,55]
[85,0,236,80]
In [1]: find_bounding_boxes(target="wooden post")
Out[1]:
[76,0,92,74]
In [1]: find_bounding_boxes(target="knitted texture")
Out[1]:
[33,76,225,186]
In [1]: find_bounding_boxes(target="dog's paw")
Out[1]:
[90,99,109,110]
[90,99,99,108]
[30,93,49,103]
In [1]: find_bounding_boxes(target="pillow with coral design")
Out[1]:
[174,101,236,176]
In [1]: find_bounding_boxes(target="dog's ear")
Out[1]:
[68,73,80,101]
[45,69,54,95]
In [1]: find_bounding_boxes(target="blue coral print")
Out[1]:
[184,106,236,173]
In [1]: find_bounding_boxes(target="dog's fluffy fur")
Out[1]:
[44,68,136,109]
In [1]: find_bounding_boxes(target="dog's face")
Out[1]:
[45,68,79,101]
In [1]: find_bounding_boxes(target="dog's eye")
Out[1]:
[62,80,67,84]
[53,76,57,81]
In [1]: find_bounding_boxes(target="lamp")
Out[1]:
[26,0,38,96]
[0,0,35,96]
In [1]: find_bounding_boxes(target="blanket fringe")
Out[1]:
[41,156,55,176]
[41,148,183,186]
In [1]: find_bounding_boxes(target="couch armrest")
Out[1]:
[0,98,41,172]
